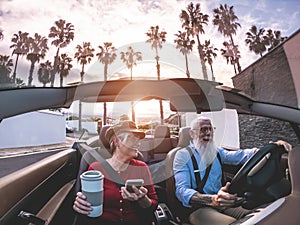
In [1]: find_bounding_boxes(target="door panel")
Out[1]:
[0,149,78,225]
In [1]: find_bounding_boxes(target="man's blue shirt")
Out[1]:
[173,142,257,207]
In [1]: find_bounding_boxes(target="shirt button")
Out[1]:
[120,208,123,211]
[120,200,123,203]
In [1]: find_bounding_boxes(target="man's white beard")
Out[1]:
[193,137,217,171]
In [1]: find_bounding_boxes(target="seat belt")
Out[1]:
[186,147,223,193]
[87,148,125,188]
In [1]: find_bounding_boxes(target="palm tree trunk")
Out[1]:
[130,67,135,122]
[50,48,60,87]
[230,35,241,73]
[60,73,63,87]
[210,64,215,81]
[196,35,208,80]
[155,48,164,124]
[103,63,108,125]
[12,54,19,83]
[131,102,135,122]
[103,102,107,125]
[28,62,35,86]
[184,53,190,78]
[79,67,85,131]
[159,99,164,125]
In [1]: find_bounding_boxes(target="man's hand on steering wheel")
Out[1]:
[214,182,238,208]
[269,140,292,152]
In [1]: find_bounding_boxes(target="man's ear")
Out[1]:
[189,129,194,138]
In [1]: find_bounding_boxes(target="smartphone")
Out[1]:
[125,179,144,193]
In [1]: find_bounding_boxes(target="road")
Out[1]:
[0,149,67,178]
[0,136,77,178]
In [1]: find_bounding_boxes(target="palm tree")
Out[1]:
[174,29,195,78]
[145,25,167,125]
[74,42,95,131]
[96,42,117,81]
[57,53,73,87]
[265,29,288,51]
[37,60,52,87]
[120,46,142,79]
[96,42,117,125]
[26,33,49,86]
[220,41,240,75]
[10,31,30,83]
[48,19,74,87]
[245,25,268,57]
[213,4,242,73]
[180,2,209,80]
[0,55,13,83]
[145,25,167,80]
[74,42,95,82]
[120,46,142,122]
[202,40,218,81]
[0,28,4,40]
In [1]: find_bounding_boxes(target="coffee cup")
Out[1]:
[80,170,104,217]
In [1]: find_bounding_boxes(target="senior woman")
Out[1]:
[73,121,158,225]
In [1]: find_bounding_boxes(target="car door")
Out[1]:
[0,148,79,225]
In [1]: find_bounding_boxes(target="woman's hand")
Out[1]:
[73,192,92,215]
[120,185,147,201]
[121,186,152,208]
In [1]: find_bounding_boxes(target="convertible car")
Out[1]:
[0,78,299,225]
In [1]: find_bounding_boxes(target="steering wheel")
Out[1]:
[228,143,289,209]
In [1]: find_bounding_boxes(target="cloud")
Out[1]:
[0,0,299,87]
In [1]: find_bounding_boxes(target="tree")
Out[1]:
[180,2,209,79]
[265,29,287,51]
[120,46,142,122]
[37,60,52,87]
[0,28,3,40]
[48,19,74,87]
[57,53,73,87]
[10,31,30,83]
[213,4,242,73]
[26,33,49,86]
[74,42,95,131]
[96,42,117,125]
[245,25,268,57]
[120,46,142,79]
[202,40,218,81]
[0,55,13,83]
[74,42,95,82]
[174,29,195,78]
[220,41,240,75]
[145,25,166,124]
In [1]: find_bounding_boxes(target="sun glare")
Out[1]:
[134,99,159,117]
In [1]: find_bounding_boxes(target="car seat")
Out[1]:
[150,125,178,162]
[257,146,300,225]
[165,127,192,222]
[73,125,144,193]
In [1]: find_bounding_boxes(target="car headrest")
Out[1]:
[154,125,170,138]
[177,127,191,147]
[288,146,300,195]
[99,125,111,149]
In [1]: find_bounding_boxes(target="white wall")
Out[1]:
[66,120,98,134]
[0,110,66,148]
[185,109,240,149]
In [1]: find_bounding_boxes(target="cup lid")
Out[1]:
[80,170,103,180]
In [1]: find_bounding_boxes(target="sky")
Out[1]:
[0,0,299,120]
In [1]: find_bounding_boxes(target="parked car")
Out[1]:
[0,78,299,225]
